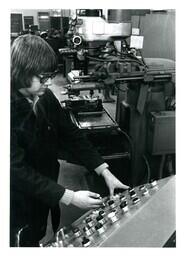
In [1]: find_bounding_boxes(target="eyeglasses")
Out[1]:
[37,70,59,84]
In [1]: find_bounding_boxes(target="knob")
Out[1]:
[132,197,140,204]
[91,209,100,217]
[113,194,120,200]
[129,190,136,198]
[51,242,58,247]
[139,185,146,191]
[99,210,105,217]
[85,217,93,227]
[82,237,91,247]
[96,215,105,225]
[95,222,105,234]
[128,187,134,192]
[150,179,157,188]
[120,200,128,212]
[56,240,64,247]
[72,227,81,238]
[142,188,149,196]
[108,200,116,209]
[107,210,118,223]
[83,225,92,236]
[120,195,126,202]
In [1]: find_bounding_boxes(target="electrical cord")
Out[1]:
[117,127,151,185]
[137,49,148,69]
[86,55,146,69]
[142,154,151,183]
[86,55,117,62]
[121,51,147,68]
[117,127,134,161]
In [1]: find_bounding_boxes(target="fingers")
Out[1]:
[88,191,101,199]
[109,187,114,196]
[89,198,103,204]
[114,179,129,190]
[85,191,103,207]
[72,191,103,209]
[121,184,129,189]
[118,182,129,190]
[91,204,102,209]
[88,197,103,208]
[108,182,129,196]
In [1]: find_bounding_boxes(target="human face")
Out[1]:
[19,70,59,98]
[25,76,52,97]
[37,70,59,84]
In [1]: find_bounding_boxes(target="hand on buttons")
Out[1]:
[71,191,103,209]
[101,169,129,196]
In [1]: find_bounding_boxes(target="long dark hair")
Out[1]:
[11,34,57,91]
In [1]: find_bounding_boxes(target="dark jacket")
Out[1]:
[10,88,104,245]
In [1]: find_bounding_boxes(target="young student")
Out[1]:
[10,34,129,246]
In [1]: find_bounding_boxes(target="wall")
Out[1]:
[140,10,175,60]
[108,9,175,61]
[11,9,49,29]
[11,9,70,31]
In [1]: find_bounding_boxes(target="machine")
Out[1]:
[59,9,175,186]
[40,175,176,247]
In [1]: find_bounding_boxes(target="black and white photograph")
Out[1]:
[1,1,181,254]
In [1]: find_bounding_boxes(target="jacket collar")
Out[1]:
[11,90,34,122]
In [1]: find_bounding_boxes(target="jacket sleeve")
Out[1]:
[38,89,106,172]
[58,108,105,172]
[10,129,65,207]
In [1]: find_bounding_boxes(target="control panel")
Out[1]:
[41,176,175,247]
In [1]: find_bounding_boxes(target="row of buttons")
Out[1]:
[44,180,158,247]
